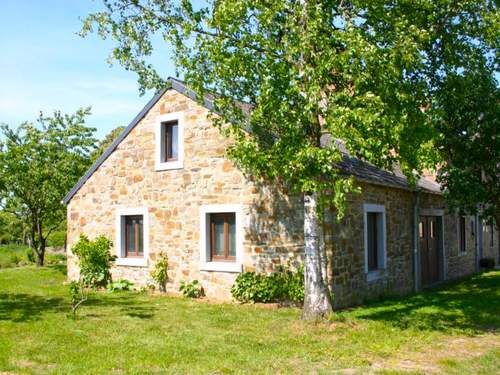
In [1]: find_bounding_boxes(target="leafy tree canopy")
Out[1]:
[82,0,498,213]
[0,108,97,265]
[435,70,499,228]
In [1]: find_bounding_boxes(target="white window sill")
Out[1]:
[200,262,242,273]
[458,251,467,257]
[367,269,385,282]
[155,160,183,171]
[116,258,148,267]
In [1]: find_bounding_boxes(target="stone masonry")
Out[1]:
[66,87,491,307]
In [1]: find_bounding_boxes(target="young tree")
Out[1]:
[82,1,497,318]
[435,70,499,230]
[0,109,97,266]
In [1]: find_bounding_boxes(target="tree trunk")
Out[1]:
[302,192,333,319]
[35,220,45,267]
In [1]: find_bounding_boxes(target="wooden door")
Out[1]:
[419,216,440,287]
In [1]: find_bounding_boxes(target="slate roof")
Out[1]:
[63,78,441,204]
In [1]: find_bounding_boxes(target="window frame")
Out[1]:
[116,207,149,267]
[155,112,184,171]
[199,204,243,273]
[363,204,387,281]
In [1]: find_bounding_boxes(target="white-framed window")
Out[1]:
[363,204,387,281]
[199,204,243,273]
[115,207,149,267]
[155,111,184,171]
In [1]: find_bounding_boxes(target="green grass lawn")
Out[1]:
[0,266,498,374]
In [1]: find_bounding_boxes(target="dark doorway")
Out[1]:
[419,216,441,287]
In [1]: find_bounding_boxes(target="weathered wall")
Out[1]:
[67,89,303,300]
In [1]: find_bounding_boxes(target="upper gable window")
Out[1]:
[155,112,184,170]
[163,121,178,162]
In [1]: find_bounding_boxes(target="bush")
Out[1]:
[479,258,495,269]
[107,279,134,292]
[231,264,305,304]
[71,234,115,288]
[180,280,204,298]
[25,248,35,263]
[150,252,168,292]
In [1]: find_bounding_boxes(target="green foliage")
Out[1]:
[0,244,32,268]
[25,248,35,263]
[69,280,88,319]
[90,125,126,163]
[435,70,500,229]
[231,265,305,304]
[179,280,204,298]
[71,234,116,288]
[81,0,497,217]
[0,211,24,244]
[150,252,169,292]
[107,279,134,292]
[0,108,97,265]
[47,229,67,249]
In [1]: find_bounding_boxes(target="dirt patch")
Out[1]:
[371,333,500,373]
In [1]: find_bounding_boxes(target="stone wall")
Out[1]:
[67,89,303,300]
[66,87,479,307]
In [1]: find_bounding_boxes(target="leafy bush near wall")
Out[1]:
[71,235,116,288]
[107,279,134,292]
[180,280,204,298]
[231,264,305,304]
[150,252,169,292]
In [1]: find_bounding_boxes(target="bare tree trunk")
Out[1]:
[302,192,333,319]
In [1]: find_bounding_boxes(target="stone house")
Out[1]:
[64,78,499,308]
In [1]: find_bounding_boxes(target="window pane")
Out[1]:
[228,216,236,257]
[171,123,178,159]
[212,215,225,257]
[137,218,144,255]
[459,217,466,253]
[419,221,424,238]
[367,212,378,271]
[126,218,136,254]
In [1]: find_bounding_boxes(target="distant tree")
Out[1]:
[0,109,97,266]
[0,211,25,244]
[82,0,497,318]
[90,125,125,163]
[435,70,500,230]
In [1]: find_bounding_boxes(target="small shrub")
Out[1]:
[231,264,305,304]
[69,280,88,318]
[9,253,22,266]
[230,272,279,303]
[150,252,169,292]
[180,280,204,298]
[479,258,495,269]
[107,279,134,292]
[71,234,115,288]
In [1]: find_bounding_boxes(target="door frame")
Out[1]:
[417,209,446,290]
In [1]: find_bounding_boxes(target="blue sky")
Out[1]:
[0,0,175,138]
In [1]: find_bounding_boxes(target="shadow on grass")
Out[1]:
[0,293,66,322]
[351,271,500,334]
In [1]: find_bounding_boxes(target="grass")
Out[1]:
[0,266,498,374]
[0,244,66,269]
[0,244,31,268]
